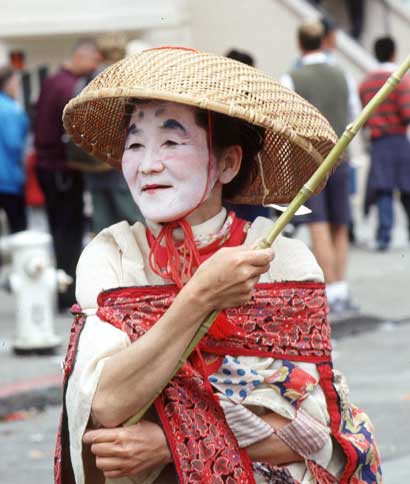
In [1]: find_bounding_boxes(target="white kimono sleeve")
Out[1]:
[66,315,131,484]
[66,227,133,484]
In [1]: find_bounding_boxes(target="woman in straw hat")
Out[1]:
[55,47,380,484]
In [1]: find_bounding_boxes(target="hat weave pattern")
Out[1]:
[63,47,338,204]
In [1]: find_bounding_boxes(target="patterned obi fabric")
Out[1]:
[56,282,381,484]
[97,282,333,361]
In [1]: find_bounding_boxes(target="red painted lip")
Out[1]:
[142,184,172,192]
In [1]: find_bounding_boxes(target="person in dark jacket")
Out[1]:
[66,33,144,235]
[281,20,355,314]
[34,39,101,310]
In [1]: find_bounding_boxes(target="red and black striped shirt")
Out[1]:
[359,68,410,139]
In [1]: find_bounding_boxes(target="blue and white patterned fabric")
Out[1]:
[208,355,264,402]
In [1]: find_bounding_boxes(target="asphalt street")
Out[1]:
[1,320,409,483]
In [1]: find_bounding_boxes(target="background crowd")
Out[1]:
[0,8,409,316]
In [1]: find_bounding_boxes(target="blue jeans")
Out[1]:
[376,192,393,246]
[376,191,410,246]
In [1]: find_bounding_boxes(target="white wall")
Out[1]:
[0,0,190,71]
[0,0,187,37]
[188,0,302,81]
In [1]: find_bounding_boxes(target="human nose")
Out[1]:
[138,147,165,175]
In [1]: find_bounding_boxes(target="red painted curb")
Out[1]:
[0,374,62,399]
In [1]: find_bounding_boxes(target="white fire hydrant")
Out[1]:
[0,230,72,354]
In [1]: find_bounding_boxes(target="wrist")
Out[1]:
[178,277,214,315]
[161,443,172,465]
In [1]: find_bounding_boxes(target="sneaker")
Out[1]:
[329,297,359,316]
[376,241,389,252]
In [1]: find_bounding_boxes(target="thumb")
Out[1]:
[249,238,272,250]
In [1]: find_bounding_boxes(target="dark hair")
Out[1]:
[225,49,255,67]
[298,20,324,51]
[374,36,395,63]
[320,16,337,37]
[123,100,265,200]
[0,66,15,92]
[97,33,127,63]
[194,109,264,200]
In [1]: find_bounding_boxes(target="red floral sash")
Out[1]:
[92,282,335,484]
[97,282,332,362]
[55,286,381,484]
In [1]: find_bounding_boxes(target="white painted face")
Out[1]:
[122,101,216,223]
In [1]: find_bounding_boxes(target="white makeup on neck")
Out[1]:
[122,101,218,224]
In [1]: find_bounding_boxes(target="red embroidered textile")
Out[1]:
[97,282,332,362]
[94,282,332,484]
[146,211,249,288]
[55,282,381,484]
[54,313,86,484]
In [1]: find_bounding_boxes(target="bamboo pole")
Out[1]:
[126,55,410,427]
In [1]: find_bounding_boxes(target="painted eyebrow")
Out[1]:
[161,119,187,133]
[126,123,140,137]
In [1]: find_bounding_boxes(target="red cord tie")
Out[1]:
[149,219,201,289]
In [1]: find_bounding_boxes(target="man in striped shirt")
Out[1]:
[359,36,410,251]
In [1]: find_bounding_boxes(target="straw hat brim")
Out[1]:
[63,47,338,205]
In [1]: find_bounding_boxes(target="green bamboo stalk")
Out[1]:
[126,54,410,427]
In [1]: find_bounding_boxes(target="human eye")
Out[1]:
[126,142,144,150]
[162,140,179,147]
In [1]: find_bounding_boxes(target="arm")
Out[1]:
[82,411,302,480]
[280,73,294,91]
[83,420,172,480]
[245,412,303,465]
[92,245,274,428]
[345,71,362,122]
[397,77,410,134]
[220,400,329,467]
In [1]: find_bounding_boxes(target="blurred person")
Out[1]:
[0,66,29,234]
[225,48,254,67]
[320,15,336,52]
[224,48,271,223]
[66,33,143,235]
[359,36,410,251]
[320,15,362,243]
[318,16,362,122]
[281,20,355,314]
[345,0,365,41]
[34,39,101,310]
[293,16,362,123]
[307,0,365,41]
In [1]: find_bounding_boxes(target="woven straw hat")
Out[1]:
[63,47,338,204]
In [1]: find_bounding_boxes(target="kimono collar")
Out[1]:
[145,208,227,245]
[146,209,249,288]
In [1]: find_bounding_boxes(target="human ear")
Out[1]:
[217,145,242,185]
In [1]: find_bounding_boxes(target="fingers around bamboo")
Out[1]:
[241,247,275,267]
[198,246,274,279]
[186,246,274,311]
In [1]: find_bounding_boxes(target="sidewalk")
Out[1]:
[0,295,71,417]
[0,198,409,417]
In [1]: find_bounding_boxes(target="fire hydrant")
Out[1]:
[0,230,72,354]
